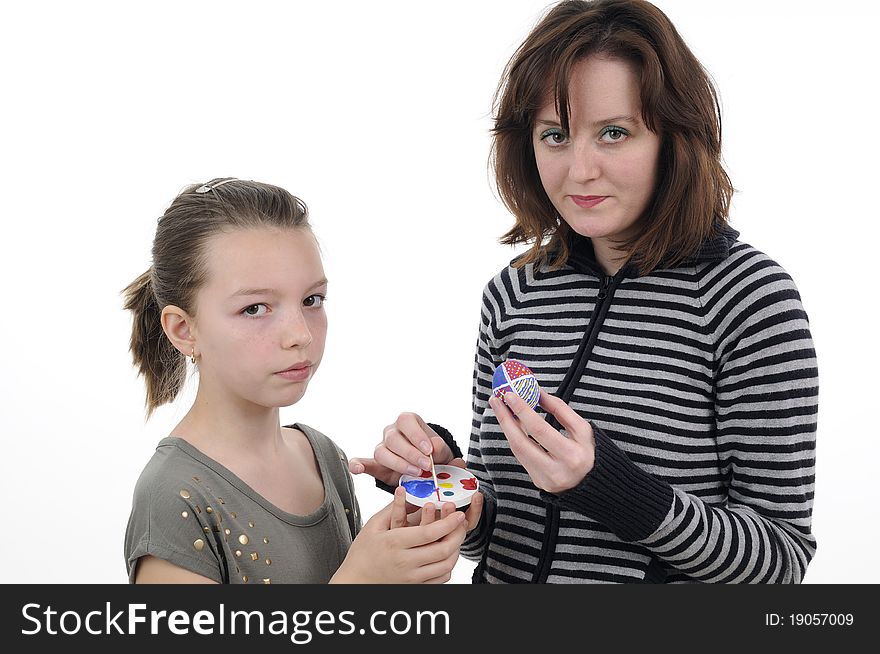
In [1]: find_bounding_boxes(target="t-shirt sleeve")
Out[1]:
[124,471,225,583]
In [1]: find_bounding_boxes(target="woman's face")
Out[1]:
[191,227,328,410]
[533,56,662,249]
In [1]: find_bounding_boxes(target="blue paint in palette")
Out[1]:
[401,479,437,499]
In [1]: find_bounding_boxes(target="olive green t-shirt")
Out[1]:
[124,423,361,584]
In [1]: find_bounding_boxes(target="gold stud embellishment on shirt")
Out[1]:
[239,535,249,545]
[181,511,189,519]
[242,576,248,583]
[248,522,255,528]
[192,476,200,482]
[262,578,271,584]
[225,529,231,536]
[250,552,259,561]
[203,526,210,534]
[235,550,242,558]
[193,539,205,551]
[263,537,269,544]
[265,559,272,566]
[230,512,237,519]
[179,489,191,499]
[206,506,213,514]
[195,505,202,514]
[218,498,225,504]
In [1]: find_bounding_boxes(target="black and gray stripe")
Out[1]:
[459,229,818,583]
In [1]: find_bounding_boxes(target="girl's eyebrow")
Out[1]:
[229,278,328,299]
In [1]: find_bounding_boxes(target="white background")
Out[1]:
[1,1,877,584]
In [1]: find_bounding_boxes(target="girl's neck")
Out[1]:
[172,382,288,461]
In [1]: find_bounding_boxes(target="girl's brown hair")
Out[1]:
[493,0,733,274]
[122,178,310,418]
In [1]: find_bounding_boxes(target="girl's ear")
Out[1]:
[161,305,197,357]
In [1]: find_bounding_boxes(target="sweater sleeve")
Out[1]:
[459,284,501,562]
[553,260,818,583]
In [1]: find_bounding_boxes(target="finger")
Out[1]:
[363,499,396,533]
[464,492,484,532]
[420,502,437,526]
[411,548,461,583]
[390,486,408,529]
[490,395,552,471]
[539,392,595,446]
[429,435,455,464]
[407,525,466,568]
[396,413,436,458]
[396,510,466,547]
[422,572,454,584]
[348,457,403,486]
[374,443,423,478]
[384,425,434,472]
[439,502,457,520]
[498,391,570,458]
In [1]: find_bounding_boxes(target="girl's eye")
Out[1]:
[600,126,629,143]
[539,128,568,147]
[303,294,325,308]
[242,303,268,317]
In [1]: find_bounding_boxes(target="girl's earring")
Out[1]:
[190,348,197,365]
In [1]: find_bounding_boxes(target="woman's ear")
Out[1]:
[161,305,197,358]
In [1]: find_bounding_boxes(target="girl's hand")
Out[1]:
[330,487,468,584]
[348,412,467,484]
[488,391,595,494]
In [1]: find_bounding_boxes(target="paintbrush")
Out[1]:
[429,452,442,504]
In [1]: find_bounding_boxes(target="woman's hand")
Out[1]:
[489,390,595,494]
[348,412,467,484]
[331,486,468,584]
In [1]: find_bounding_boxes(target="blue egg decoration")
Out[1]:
[492,360,541,409]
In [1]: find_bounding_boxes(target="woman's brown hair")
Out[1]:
[493,0,733,274]
[121,178,310,418]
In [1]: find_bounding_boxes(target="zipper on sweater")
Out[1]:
[531,272,619,584]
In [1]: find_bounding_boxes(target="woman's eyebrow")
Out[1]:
[591,114,638,127]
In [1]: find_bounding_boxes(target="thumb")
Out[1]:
[349,457,383,478]
[362,498,396,533]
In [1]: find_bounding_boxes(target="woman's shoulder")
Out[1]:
[697,237,804,299]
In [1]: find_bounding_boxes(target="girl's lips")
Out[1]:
[570,195,608,209]
[275,366,311,382]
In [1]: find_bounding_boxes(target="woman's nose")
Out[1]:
[568,141,600,183]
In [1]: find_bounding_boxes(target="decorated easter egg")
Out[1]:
[399,465,480,508]
[492,359,541,409]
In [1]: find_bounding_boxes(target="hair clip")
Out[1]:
[194,178,238,194]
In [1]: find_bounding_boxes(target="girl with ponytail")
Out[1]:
[122,178,482,584]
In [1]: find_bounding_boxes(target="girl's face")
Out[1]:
[191,227,327,410]
[533,56,662,248]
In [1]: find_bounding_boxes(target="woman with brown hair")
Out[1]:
[352,0,818,583]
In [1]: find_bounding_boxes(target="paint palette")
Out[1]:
[399,465,480,509]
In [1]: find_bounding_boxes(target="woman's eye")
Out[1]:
[303,294,325,308]
[242,303,268,317]
[600,126,629,143]
[539,128,568,146]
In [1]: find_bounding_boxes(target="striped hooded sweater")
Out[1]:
[448,226,818,583]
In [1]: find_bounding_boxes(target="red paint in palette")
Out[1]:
[461,477,477,490]
[419,470,433,478]
[437,472,451,480]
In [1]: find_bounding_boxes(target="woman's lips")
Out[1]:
[570,195,608,209]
